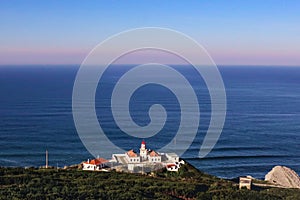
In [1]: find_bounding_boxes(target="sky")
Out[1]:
[0,1,300,66]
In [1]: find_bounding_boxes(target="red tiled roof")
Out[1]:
[167,164,176,168]
[149,150,159,157]
[127,149,138,157]
[84,158,108,165]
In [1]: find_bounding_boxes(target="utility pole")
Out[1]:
[45,149,48,169]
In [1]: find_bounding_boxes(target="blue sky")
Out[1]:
[1,1,300,65]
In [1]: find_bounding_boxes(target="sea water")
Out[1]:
[0,65,299,179]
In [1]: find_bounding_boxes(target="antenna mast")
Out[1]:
[45,149,48,169]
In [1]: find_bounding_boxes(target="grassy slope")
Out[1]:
[0,163,300,200]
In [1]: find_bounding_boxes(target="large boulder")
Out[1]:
[265,166,300,188]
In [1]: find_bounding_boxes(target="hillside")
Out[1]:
[1,163,300,200]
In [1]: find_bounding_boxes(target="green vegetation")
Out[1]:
[0,163,300,199]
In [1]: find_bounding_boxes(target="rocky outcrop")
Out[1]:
[265,166,300,188]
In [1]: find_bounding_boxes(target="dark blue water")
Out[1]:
[0,65,300,179]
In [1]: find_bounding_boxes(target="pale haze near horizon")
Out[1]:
[0,1,300,66]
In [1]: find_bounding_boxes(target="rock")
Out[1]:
[265,166,300,188]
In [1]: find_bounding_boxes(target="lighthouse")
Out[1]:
[139,140,147,160]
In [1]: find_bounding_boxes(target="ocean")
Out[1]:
[0,65,299,179]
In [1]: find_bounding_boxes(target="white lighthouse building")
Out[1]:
[140,140,148,160]
[110,140,181,172]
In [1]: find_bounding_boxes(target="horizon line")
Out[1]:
[1,64,300,68]
[0,63,300,67]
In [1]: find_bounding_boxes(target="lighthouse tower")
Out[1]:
[140,140,147,160]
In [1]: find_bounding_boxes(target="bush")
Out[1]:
[1,166,300,199]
